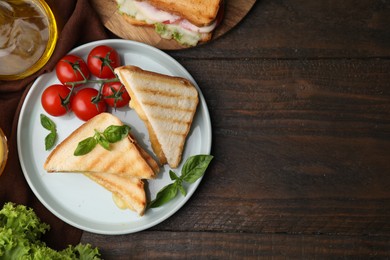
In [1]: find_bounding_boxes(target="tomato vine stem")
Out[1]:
[61,58,120,109]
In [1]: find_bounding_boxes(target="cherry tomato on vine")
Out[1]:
[56,54,90,86]
[41,84,72,116]
[102,81,130,108]
[71,88,106,121]
[87,45,120,79]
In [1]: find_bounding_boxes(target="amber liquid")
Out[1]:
[0,128,7,176]
[0,0,49,75]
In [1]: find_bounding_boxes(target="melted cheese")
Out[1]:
[112,194,129,210]
[129,88,167,165]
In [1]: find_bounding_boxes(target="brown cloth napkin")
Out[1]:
[0,0,108,250]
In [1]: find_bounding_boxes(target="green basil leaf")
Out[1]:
[74,137,97,156]
[103,125,130,143]
[40,114,56,131]
[41,114,57,150]
[149,183,178,208]
[45,132,56,150]
[178,184,187,196]
[169,170,178,181]
[72,125,130,156]
[147,154,214,211]
[182,155,214,184]
[97,135,110,150]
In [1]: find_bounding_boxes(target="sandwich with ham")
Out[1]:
[116,0,224,46]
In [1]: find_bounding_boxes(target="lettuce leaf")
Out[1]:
[0,202,101,259]
[154,23,201,46]
[0,202,49,242]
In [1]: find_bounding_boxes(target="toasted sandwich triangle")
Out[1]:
[84,172,147,216]
[44,112,158,179]
[114,65,199,168]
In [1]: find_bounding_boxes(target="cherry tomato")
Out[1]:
[56,54,90,86]
[71,88,106,121]
[102,81,130,108]
[87,45,120,79]
[41,84,72,116]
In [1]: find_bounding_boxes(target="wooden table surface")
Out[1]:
[81,0,390,258]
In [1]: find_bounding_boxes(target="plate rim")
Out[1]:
[17,39,212,235]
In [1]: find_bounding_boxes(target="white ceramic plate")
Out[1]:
[17,39,212,235]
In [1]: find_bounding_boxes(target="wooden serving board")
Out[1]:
[90,0,257,50]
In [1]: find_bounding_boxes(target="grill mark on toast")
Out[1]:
[142,100,196,113]
[160,130,189,136]
[136,87,196,99]
[83,149,122,174]
[151,117,191,136]
[149,114,192,125]
[84,150,104,171]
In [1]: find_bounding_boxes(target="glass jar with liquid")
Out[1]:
[0,0,57,80]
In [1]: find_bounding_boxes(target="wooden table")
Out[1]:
[81,1,390,258]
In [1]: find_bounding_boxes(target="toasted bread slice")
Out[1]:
[84,173,147,216]
[44,113,159,179]
[147,0,222,27]
[114,65,199,168]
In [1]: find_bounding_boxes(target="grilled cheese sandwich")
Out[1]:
[44,112,158,179]
[44,113,160,215]
[114,65,199,168]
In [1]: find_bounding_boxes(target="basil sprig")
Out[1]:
[149,154,213,208]
[74,125,130,156]
[40,114,57,150]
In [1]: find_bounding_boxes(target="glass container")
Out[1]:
[0,0,58,80]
